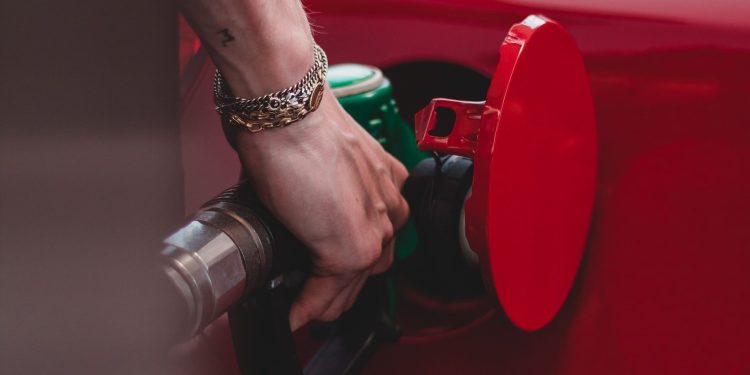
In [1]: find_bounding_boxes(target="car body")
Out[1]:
[177,1,750,373]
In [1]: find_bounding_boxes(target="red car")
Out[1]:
[3,0,747,374]
[176,0,750,374]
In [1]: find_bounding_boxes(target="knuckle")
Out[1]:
[394,162,408,182]
[375,162,389,177]
[352,239,382,269]
[397,196,410,220]
[374,200,388,216]
[382,222,395,243]
[389,196,410,229]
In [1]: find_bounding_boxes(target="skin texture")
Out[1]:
[178,0,410,331]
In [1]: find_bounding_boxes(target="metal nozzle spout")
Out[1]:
[160,185,274,339]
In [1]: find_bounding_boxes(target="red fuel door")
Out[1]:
[414,15,597,331]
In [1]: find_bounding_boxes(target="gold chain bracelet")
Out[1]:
[213,43,328,133]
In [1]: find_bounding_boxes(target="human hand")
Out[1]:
[178,0,408,331]
[235,90,410,331]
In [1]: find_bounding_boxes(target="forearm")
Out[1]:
[178,0,410,332]
[178,0,314,98]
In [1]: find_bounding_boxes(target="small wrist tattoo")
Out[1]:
[217,28,235,47]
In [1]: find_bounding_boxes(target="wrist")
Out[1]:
[182,0,316,98]
[218,33,315,98]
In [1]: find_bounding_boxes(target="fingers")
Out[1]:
[289,274,351,332]
[388,155,409,188]
[371,154,409,232]
[365,161,404,294]
[384,176,410,231]
[371,237,395,275]
[388,193,410,231]
[287,150,410,331]
[289,272,370,331]
[321,274,368,319]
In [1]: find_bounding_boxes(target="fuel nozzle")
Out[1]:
[161,183,306,339]
[161,181,400,375]
[402,154,486,298]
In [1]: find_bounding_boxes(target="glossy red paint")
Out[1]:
[414,98,484,158]
[414,16,597,331]
[304,1,750,374]
[178,0,750,373]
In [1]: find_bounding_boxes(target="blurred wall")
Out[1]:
[0,1,185,374]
